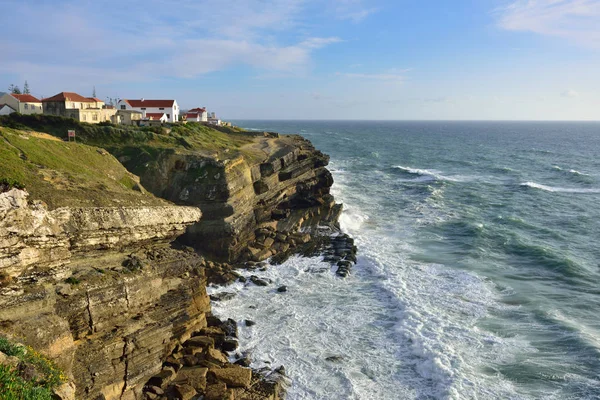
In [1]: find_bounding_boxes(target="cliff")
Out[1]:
[0,116,343,399]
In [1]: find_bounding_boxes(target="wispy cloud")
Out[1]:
[335,68,409,82]
[0,0,343,92]
[331,0,379,22]
[497,0,600,46]
[561,89,580,97]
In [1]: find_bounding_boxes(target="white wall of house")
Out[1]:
[0,93,42,114]
[117,100,179,122]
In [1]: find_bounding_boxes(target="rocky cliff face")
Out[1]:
[0,188,210,399]
[126,134,341,262]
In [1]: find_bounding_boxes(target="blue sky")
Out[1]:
[1,0,599,120]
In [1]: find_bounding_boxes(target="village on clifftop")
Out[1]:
[0,87,229,127]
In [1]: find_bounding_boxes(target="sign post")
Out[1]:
[67,130,76,142]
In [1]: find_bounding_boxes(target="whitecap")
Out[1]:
[520,182,600,194]
[392,165,461,182]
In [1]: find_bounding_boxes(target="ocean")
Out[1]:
[209,121,600,399]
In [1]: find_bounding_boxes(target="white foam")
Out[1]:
[393,165,461,182]
[520,182,600,194]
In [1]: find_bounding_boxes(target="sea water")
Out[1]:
[209,121,600,399]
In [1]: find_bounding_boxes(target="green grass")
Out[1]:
[0,336,66,399]
[0,126,167,209]
[0,114,259,159]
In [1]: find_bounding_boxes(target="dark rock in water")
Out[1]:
[277,285,288,293]
[244,319,256,327]
[337,260,352,268]
[238,275,247,283]
[209,292,236,302]
[325,355,345,363]
[274,365,286,375]
[222,339,239,352]
[206,315,224,327]
[234,357,252,367]
[336,267,350,277]
[221,318,238,338]
[250,275,269,286]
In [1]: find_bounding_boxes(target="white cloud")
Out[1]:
[561,89,580,97]
[0,0,343,91]
[335,68,409,82]
[330,0,379,22]
[497,0,600,46]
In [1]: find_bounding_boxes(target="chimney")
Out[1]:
[141,98,144,102]
[142,110,146,118]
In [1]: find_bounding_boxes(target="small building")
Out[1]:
[186,107,208,122]
[0,93,43,114]
[0,104,16,116]
[42,92,116,124]
[116,109,143,125]
[117,99,179,123]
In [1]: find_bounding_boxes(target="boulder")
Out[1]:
[205,348,228,365]
[276,286,287,293]
[205,381,233,400]
[173,383,197,400]
[147,369,175,389]
[210,365,252,388]
[250,276,269,287]
[174,367,208,392]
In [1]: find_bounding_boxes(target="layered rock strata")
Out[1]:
[0,189,220,399]
[126,134,342,262]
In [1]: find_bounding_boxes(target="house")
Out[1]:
[207,111,222,126]
[117,99,179,123]
[186,107,207,122]
[0,104,16,116]
[116,109,143,125]
[0,93,43,114]
[42,92,116,124]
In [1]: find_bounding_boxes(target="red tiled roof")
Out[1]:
[11,94,41,103]
[145,113,167,120]
[186,113,200,118]
[88,97,103,102]
[42,92,96,103]
[188,107,206,113]
[123,99,175,108]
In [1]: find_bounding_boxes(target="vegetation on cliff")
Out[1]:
[0,113,261,161]
[0,336,66,400]
[0,125,168,209]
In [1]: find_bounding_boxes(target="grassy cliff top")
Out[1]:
[0,114,263,161]
[0,126,169,209]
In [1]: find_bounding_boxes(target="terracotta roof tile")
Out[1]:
[11,94,41,103]
[42,92,96,103]
[145,113,167,120]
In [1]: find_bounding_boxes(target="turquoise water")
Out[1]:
[218,121,600,399]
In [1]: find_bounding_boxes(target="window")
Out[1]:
[159,107,164,110]
[92,113,98,121]
[24,104,29,110]
[82,114,87,121]
[167,114,170,119]
[141,107,146,110]
[120,105,126,110]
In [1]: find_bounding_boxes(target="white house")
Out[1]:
[0,93,43,114]
[186,107,207,122]
[117,99,179,122]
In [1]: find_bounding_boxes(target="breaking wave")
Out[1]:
[520,182,600,194]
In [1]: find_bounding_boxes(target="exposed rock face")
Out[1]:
[0,189,209,399]
[0,188,202,277]
[128,134,341,261]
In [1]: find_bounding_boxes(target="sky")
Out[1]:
[1,0,599,120]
